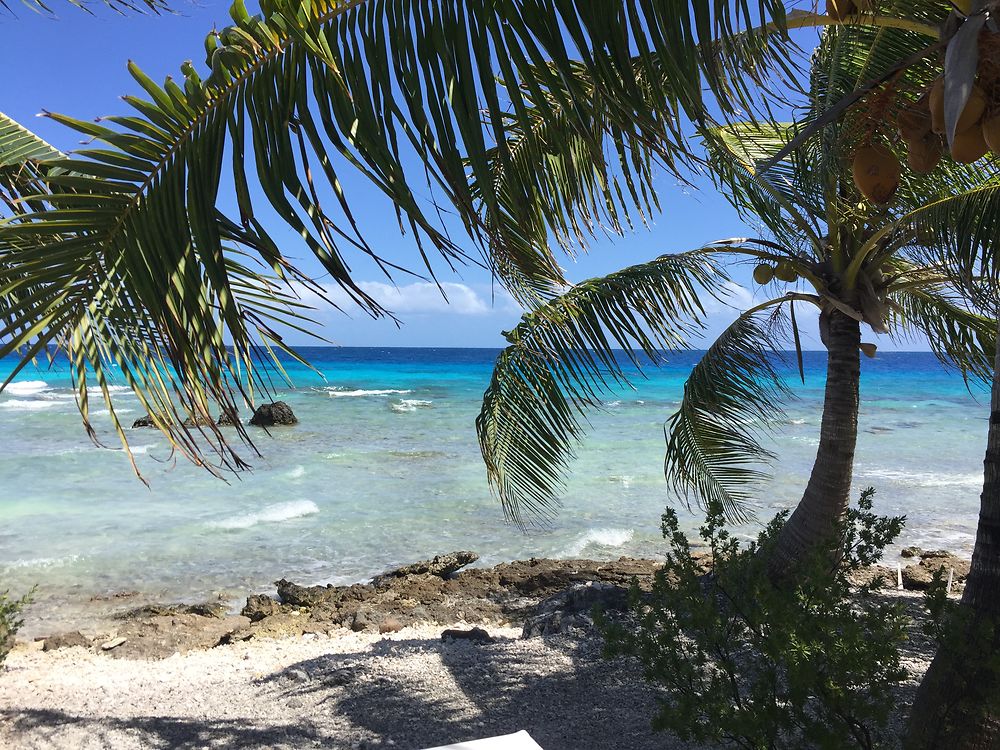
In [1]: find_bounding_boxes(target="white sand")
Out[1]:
[0,590,936,749]
[0,624,678,750]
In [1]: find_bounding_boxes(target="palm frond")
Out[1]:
[1,0,168,14]
[888,282,996,383]
[0,112,64,216]
[664,304,798,523]
[476,251,726,526]
[1,0,799,473]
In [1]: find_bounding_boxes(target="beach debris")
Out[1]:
[522,581,629,638]
[249,401,298,427]
[42,631,91,652]
[372,551,480,585]
[441,626,493,644]
[379,617,404,634]
[101,636,128,651]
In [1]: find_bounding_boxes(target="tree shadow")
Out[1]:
[2,708,328,749]
[259,631,670,750]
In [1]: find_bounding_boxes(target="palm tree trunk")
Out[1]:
[903,319,1000,749]
[769,308,860,573]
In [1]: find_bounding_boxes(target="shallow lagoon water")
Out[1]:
[0,348,989,636]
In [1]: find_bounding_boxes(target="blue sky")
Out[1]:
[1,2,927,350]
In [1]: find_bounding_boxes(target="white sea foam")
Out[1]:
[118,444,157,455]
[4,555,79,570]
[87,385,132,395]
[389,399,433,413]
[0,399,58,411]
[327,388,412,398]
[563,527,634,556]
[209,500,320,530]
[4,380,50,396]
[91,408,135,417]
[605,400,622,408]
[859,468,983,488]
[609,474,633,489]
[288,465,306,479]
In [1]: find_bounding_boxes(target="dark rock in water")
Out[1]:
[217,409,240,426]
[441,626,493,643]
[901,546,923,559]
[181,415,214,428]
[902,551,971,590]
[131,414,155,428]
[372,551,479,586]
[275,579,340,608]
[522,582,629,638]
[242,594,284,622]
[249,401,298,427]
[42,631,92,651]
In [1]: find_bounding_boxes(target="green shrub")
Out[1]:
[0,587,34,666]
[602,488,908,750]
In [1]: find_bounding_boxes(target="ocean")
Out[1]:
[0,347,990,636]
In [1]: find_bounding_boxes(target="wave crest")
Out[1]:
[209,500,320,530]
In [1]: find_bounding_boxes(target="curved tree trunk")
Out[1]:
[903,319,1000,749]
[769,308,861,574]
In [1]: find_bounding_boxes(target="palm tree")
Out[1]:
[0,0,807,475]
[477,116,996,554]
[476,13,999,567]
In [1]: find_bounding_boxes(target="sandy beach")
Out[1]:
[0,552,955,750]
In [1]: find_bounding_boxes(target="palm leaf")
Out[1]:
[664,304,798,523]
[1,0,801,473]
[476,251,726,526]
[888,282,996,383]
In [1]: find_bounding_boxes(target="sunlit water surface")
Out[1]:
[0,348,988,636]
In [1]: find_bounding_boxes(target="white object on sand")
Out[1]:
[422,730,544,750]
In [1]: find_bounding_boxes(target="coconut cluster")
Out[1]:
[752,261,798,285]
[852,31,1000,205]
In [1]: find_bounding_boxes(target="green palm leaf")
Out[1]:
[476,251,725,526]
[888,281,996,382]
[663,305,797,524]
[1,0,800,473]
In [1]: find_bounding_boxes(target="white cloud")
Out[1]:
[359,281,488,315]
[701,281,755,314]
[286,279,522,317]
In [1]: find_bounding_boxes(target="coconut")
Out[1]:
[983,114,1000,153]
[930,80,986,135]
[929,78,945,134]
[951,123,989,163]
[897,100,931,141]
[852,144,900,204]
[825,0,856,20]
[906,133,942,174]
[752,264,774,284]
[774,262,798,283]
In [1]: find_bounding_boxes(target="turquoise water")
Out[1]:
[0,348,990,636]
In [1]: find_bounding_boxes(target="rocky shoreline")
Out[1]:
[22,546,971,661]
